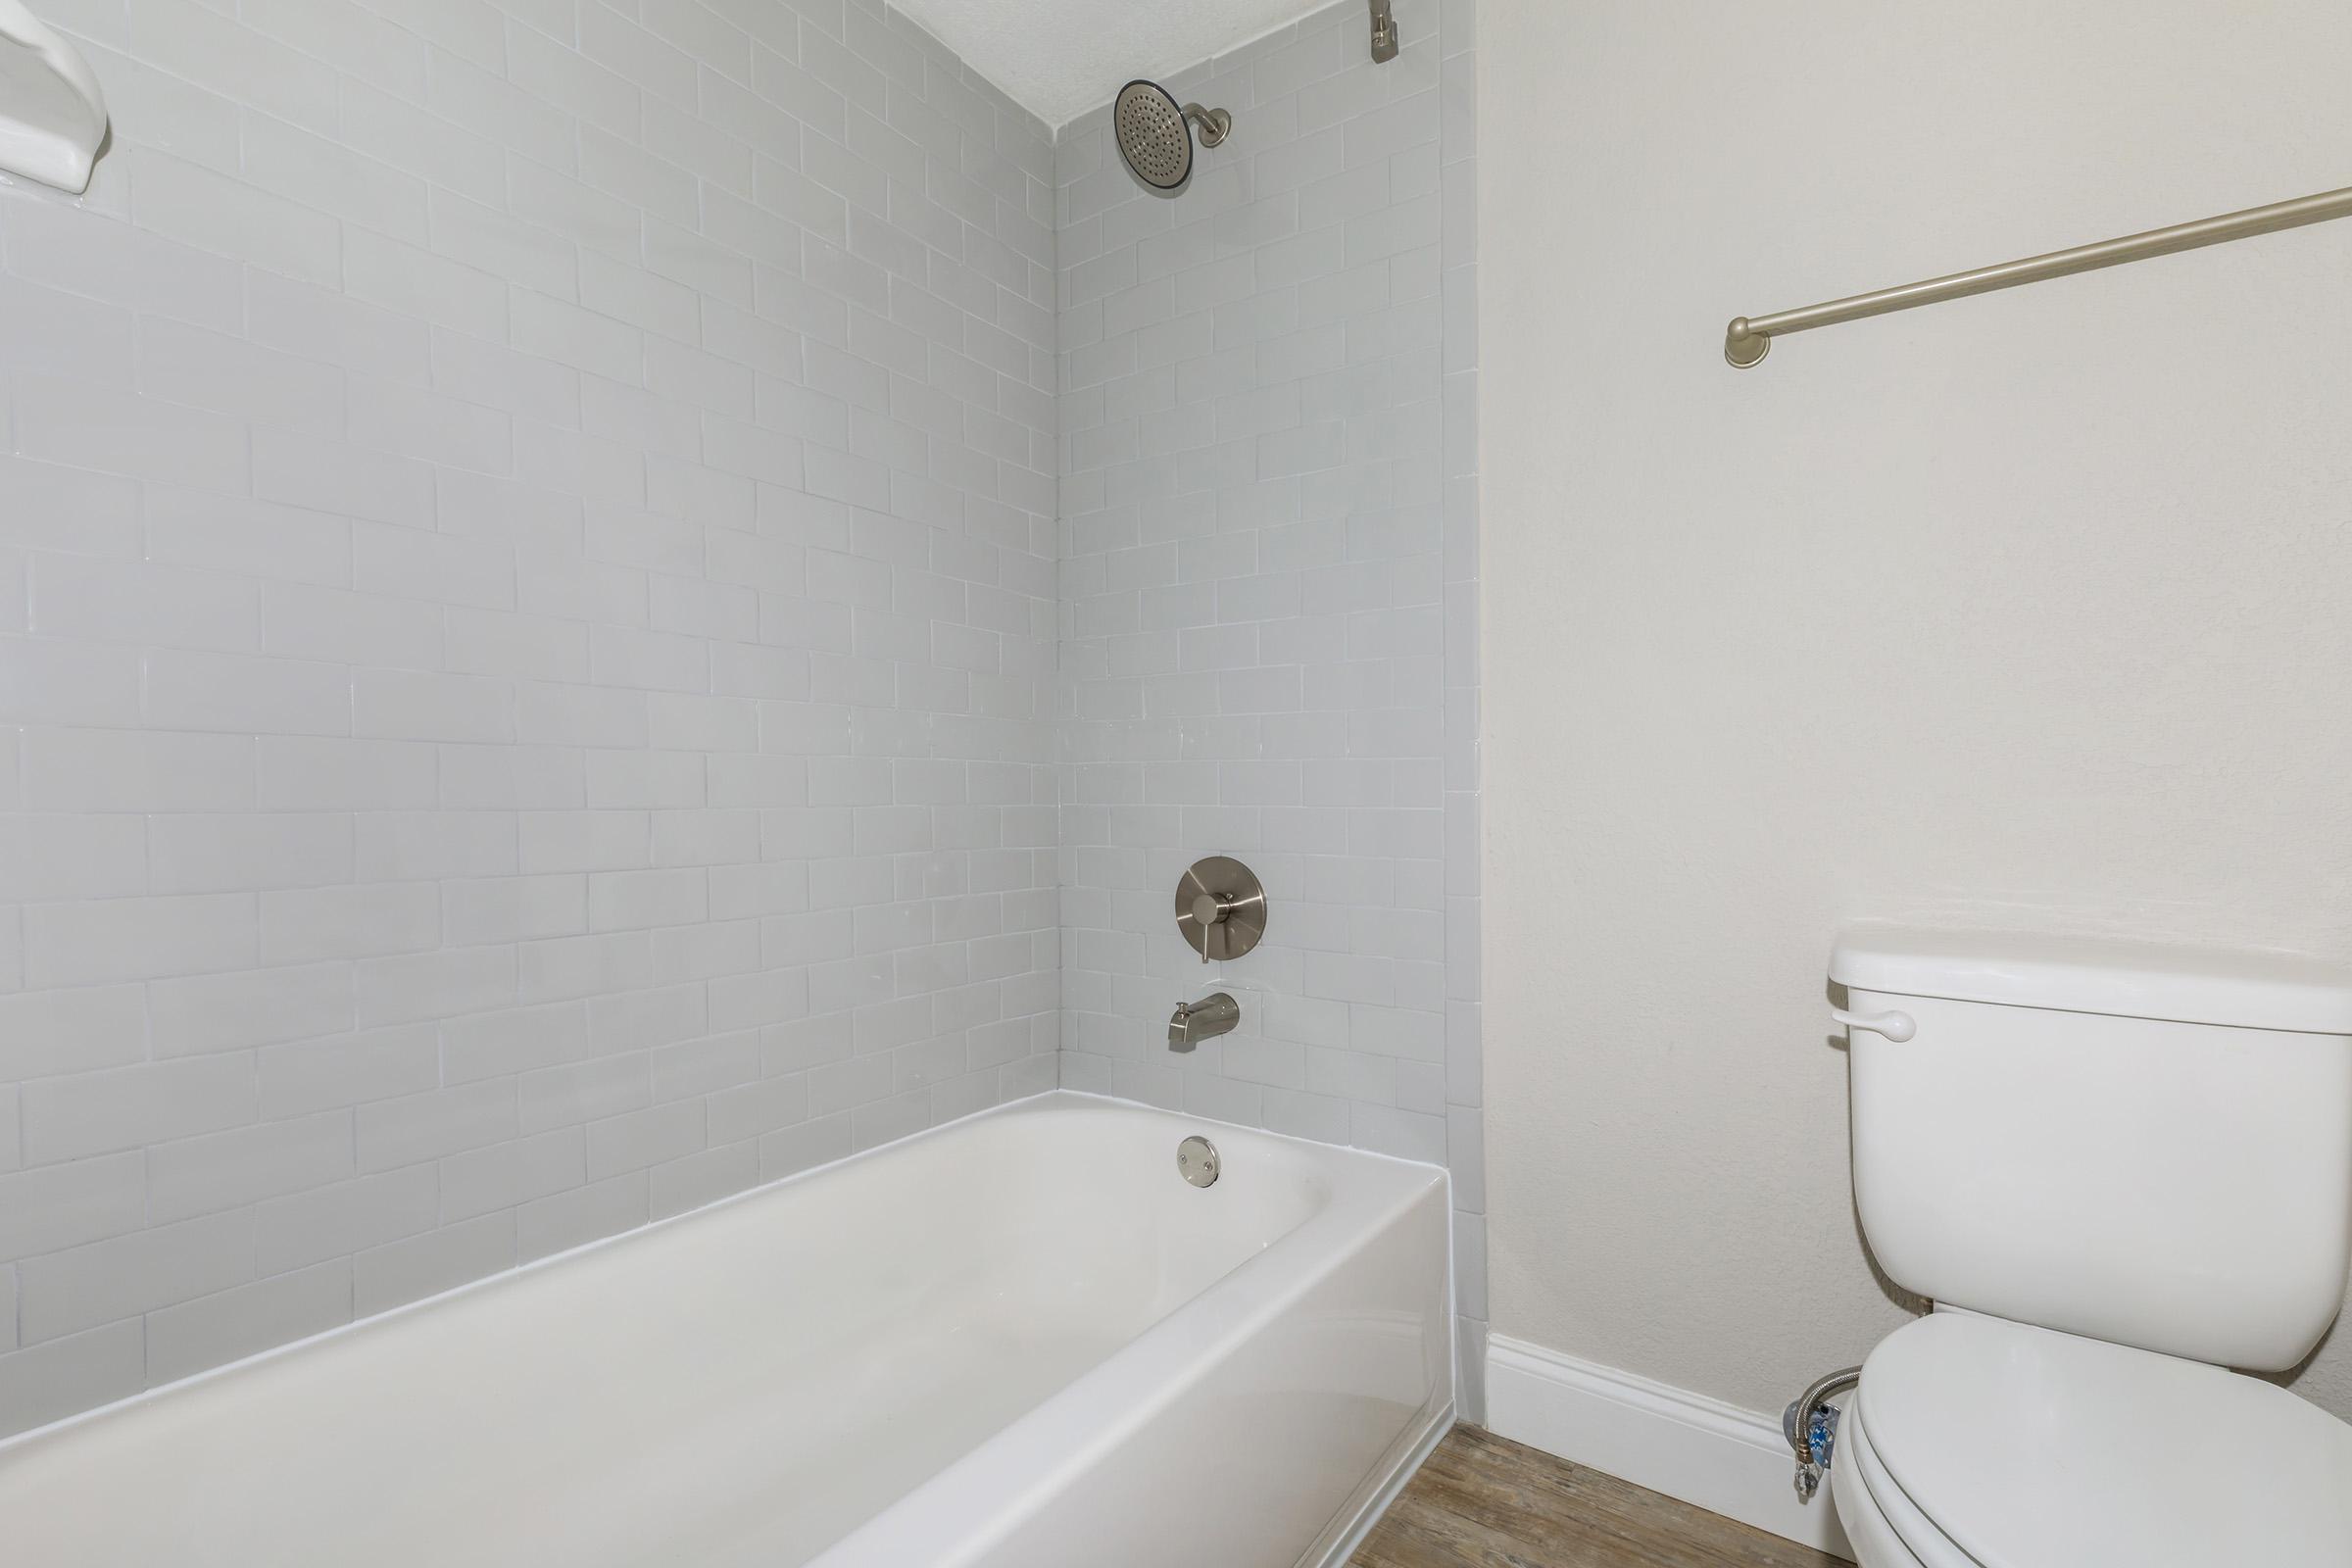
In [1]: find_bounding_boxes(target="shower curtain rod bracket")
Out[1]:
[1724,318,1769,368]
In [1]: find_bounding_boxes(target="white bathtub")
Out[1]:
[0,1092,1452,1567]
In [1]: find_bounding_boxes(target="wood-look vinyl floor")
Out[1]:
[1350,1426,1845,1568]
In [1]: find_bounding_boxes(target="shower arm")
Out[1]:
[1182,103,1232,148]
[1724,180,2352,368]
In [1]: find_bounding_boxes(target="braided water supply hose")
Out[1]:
[1783,1366,1862,1500]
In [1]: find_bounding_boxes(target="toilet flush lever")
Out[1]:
[1831,1007,1916,1042]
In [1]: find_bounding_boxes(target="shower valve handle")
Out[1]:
[1191,892,1234,961]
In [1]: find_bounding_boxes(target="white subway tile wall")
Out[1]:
[0,0,1060,1435]
[1051,0,1483,1408]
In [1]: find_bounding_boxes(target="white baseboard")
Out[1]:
[1484,1336,1853,1561]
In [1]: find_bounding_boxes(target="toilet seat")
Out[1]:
[1835,1399,1968,1568]
[1844,1312,2352,1568]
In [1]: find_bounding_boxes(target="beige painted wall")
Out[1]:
[1480,0,2352,1421]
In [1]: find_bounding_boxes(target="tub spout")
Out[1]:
[1167,992,1240,1053]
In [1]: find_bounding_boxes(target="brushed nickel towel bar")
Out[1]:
[1724,182,2352,368]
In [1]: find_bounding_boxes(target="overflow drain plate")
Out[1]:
[1177,1135,1220,1189]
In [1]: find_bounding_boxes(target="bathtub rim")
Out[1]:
[0,1088,1449,1462]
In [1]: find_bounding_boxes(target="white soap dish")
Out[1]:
[0,0,107,194]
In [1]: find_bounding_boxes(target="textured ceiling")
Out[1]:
[891,0,1318,127]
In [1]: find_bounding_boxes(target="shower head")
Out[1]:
[1113,79,1231,191]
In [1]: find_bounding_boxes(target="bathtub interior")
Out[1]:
[0,1096,1375,1567]
[978,1101,1338,1322]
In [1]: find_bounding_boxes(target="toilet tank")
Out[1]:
[1834,928,2352,1371]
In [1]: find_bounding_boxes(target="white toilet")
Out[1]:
[1825,929,2352,1568]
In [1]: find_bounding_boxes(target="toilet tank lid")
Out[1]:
[1830,927,2352,1033]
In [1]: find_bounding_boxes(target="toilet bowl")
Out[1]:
[1822,930,2352,1568]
